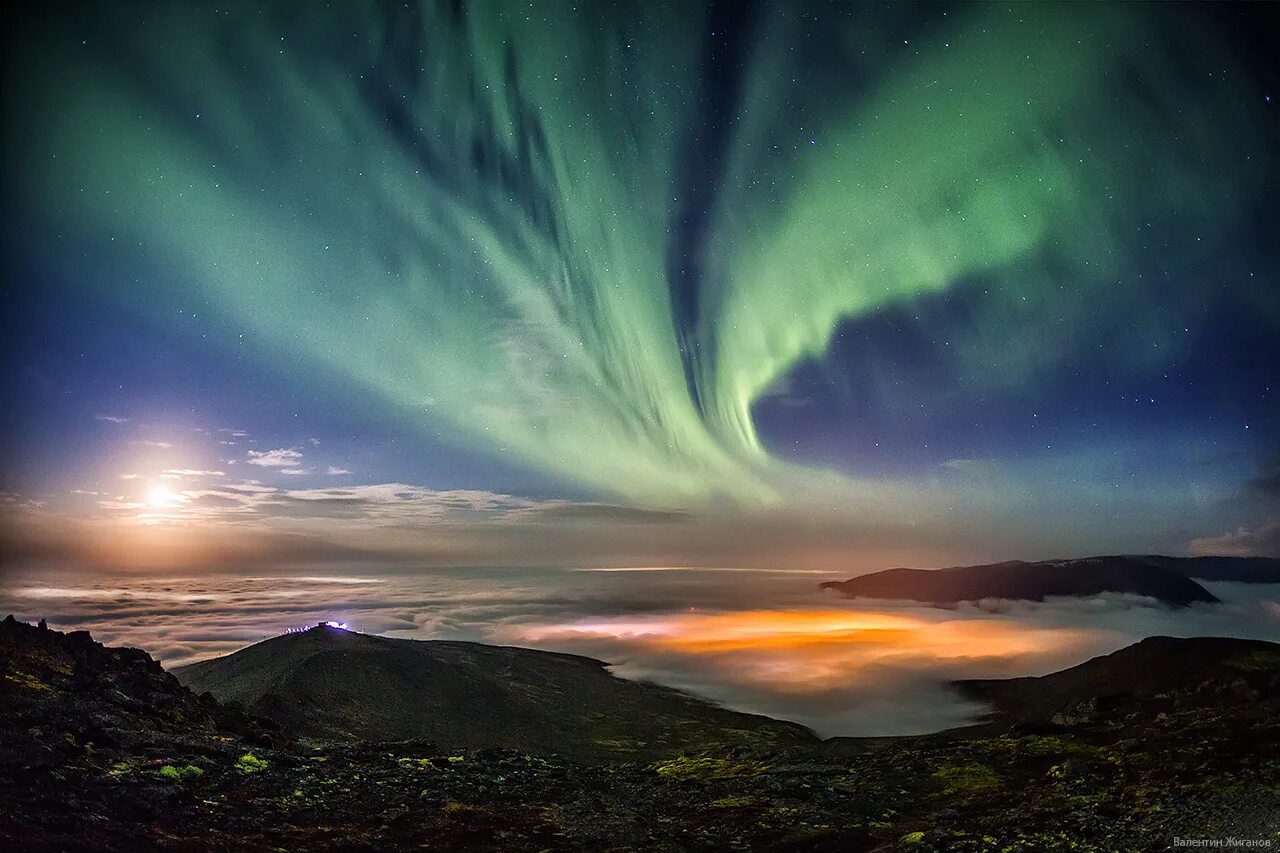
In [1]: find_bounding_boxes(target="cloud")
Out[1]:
[162,469,227,478]
[219,481,277,495]
[180,493,254,510]
[94,414,128,424]
[529,503,690,524]
[325,467,351,476]
[132,440,174,449]
[246,448,304,468]
[1191,520,1280,557]
[254,484,546,522]
[96,499,145,510]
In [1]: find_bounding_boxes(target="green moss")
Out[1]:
[993,829,1095,851]
[932,763,1000,797]
[236,753,268,773]
[986,734,1097,763]
[1018,735,1084,756]
[4,671,51,693]
[709,795,757,809]
[397,757,436,770]
[446,755,465,764]
[652,756,764,780]
[765,805,801,820]
[159,763,204,781]
[901,831,926,844]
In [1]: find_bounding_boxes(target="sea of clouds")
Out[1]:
[3,568,1277,737]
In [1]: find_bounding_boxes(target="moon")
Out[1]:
[146,486,177,509]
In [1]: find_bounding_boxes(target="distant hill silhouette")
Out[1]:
[173,624,815,760]
[821,555,1223,606]
[954,635,1280,732]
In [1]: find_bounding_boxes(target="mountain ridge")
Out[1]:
[951,634,1280,734]
[819,554,1246,606]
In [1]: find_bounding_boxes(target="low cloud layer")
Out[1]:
[3,569,1276,737]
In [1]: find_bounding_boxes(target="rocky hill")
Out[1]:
[172,623,815,760]
[821,555,1220,606]
[4,616,1279,851]
[954,635,1280,732]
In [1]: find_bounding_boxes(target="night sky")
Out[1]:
[2,1,1278,572]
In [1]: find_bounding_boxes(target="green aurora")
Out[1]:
[7,1,1275,512]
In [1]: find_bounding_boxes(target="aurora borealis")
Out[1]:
[2,1,1278,569]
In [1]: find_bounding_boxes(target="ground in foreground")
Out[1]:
[3,618,1278,851]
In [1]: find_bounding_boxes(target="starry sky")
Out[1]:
[2,1,1278,573]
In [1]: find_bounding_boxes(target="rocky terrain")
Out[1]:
[3,616,1279,851]
[821,555,1230,606]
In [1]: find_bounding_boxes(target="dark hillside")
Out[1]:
[174,623,815,760]
[954,635,1280,730]
[822,556,1220,606]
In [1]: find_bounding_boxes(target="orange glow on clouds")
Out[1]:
[517,608,1093,693]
